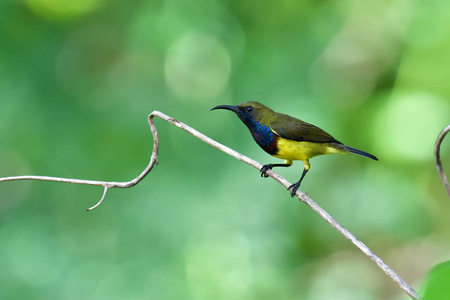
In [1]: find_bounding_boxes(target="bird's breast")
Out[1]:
[248,122,279,155]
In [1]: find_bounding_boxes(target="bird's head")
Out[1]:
[211,101,274,126]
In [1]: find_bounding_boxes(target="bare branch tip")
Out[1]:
[86,186,109,211]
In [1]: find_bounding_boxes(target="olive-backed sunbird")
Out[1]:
[211,101,378,197]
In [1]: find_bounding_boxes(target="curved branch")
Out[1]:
[434,124,450,198]
[0,111,421,299]
[0,113,161,208]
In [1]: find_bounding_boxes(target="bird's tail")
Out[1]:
[343,146,378,161]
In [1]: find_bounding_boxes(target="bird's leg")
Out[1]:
[288,160,310,197]
[260,164,290,178]
[260,160,293,178]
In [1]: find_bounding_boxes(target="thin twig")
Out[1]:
[86,186,109,211]
[434,124,450,198]
[0,111,421,299]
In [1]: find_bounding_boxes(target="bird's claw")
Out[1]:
[260,164,272,178]
[288,182,301,198]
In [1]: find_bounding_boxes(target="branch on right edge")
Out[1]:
[434,124,450,198]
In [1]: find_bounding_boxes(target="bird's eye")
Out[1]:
[245,106,254,112]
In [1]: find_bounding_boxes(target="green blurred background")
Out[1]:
[1,0,449,299]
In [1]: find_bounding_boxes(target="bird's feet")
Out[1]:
[288,181,301,198]
[260,164,274,178]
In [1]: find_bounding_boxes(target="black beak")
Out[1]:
[210,104,239,113]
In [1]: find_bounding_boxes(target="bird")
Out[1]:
[211,101,378,197]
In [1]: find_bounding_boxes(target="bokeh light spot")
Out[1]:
[165,32,231,101]
[374,92,449,161]
[24,0,101,21]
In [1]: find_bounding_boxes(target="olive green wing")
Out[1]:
[270,113,341,144]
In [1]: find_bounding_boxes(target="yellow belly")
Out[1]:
[273,138,343,162]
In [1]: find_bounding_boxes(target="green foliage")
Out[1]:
[422,261,450,300]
